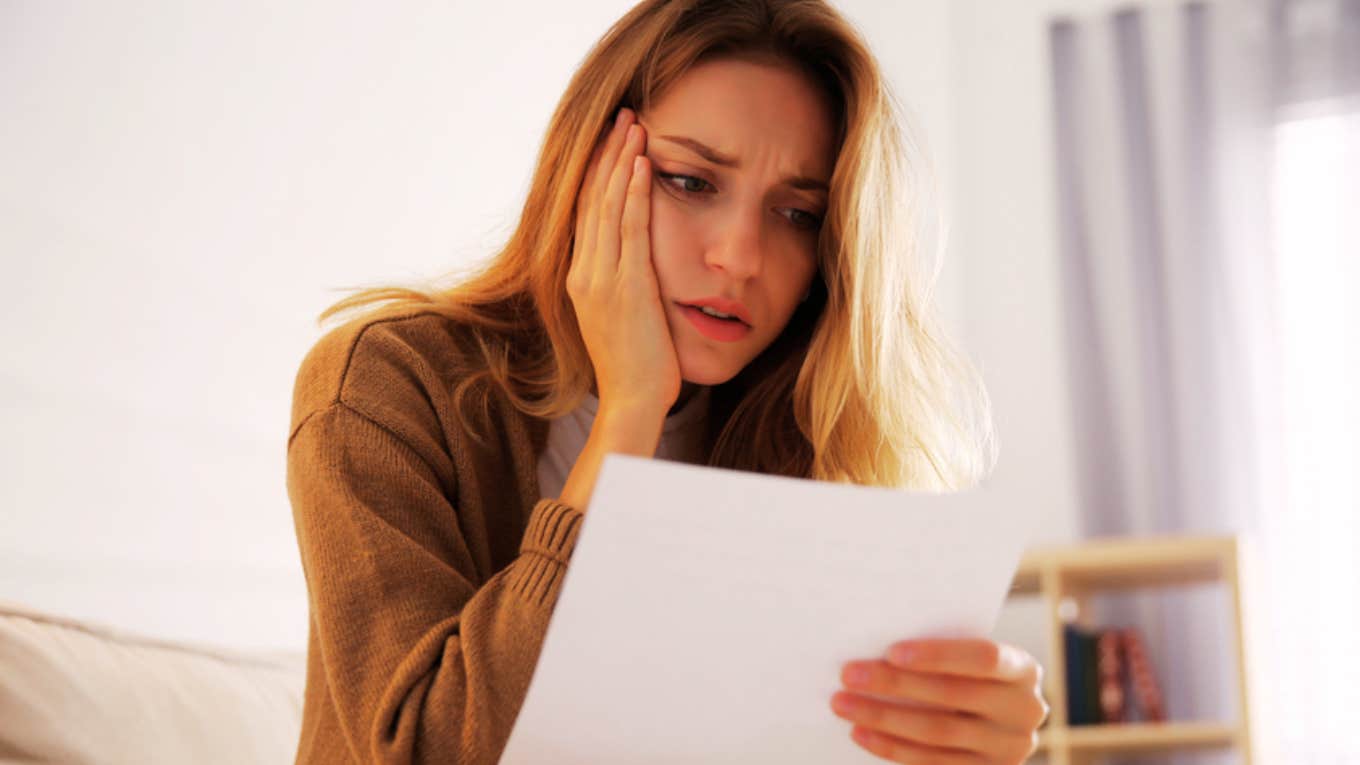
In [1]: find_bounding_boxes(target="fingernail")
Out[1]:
[845,665,870,687]
[616,108,630,127]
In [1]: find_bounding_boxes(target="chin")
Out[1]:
[676,347,745,386]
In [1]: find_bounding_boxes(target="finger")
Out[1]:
[575,135,607,237]
[886,639,1038,684]
[572,112,628,284]
[592,108,633,202]
[841,659,1022,720]
[594,121,644,280]
[831,693,1002,760]
[618,154,652,278]
[577,116,618,230]
[582,115,615,192]
[591,108,635,227]
[571,137,607,283]
[846,725,987,765]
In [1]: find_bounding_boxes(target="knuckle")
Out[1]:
[1033,698,1051,728]
[939,679,977,710]
[921,714,962,747]
[601,185,623,215]
[857,701,885,727]
[913,675,946,705]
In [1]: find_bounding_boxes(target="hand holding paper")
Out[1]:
[831,637,1049,762]
[500,454,1035,764]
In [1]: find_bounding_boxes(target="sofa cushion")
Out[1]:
[0,599,305,765]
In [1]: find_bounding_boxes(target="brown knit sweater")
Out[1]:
[286,308,584,764]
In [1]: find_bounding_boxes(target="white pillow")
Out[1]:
[0,599,305,765]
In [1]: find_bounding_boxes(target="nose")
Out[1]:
[703,208,764,281]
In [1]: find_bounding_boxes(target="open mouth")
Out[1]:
[681,303,749,326]
[676,302,752,342]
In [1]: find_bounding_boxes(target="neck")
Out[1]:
[669,381,701,416]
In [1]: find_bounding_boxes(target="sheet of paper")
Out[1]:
[500,453,1032,764]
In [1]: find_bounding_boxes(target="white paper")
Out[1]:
[500,453,1031,764]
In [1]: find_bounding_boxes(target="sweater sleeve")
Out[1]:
[287,400,582,765]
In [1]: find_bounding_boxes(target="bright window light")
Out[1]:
[1265,110,1359,757]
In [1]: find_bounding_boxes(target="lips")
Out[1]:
[680,303,749,327]
[679,297,754,326]
[676,302,752,342]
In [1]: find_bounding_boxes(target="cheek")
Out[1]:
[749,257,817,344]
[647,195,702,295]
[775,257,818,313]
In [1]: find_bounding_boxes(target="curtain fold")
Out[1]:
[1048,2,1359,762]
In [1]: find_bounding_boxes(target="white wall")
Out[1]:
[1,1,985,654]
[950,0,1089,548]
[0,0,650,652]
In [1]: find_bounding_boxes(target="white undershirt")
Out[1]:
[536,386,712,504]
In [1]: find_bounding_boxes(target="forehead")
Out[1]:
[641,56,838,177]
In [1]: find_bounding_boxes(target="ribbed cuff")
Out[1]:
[507,498,584,605]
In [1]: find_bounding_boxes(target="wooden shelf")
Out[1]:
[1067,721,1236,752]
[1010,534,1235,595]
[1002,534,1254,765]
[1035,721,1238,756]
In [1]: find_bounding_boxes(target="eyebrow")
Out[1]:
[655,134,829,194]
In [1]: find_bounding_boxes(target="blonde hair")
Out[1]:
[315,0,996,491]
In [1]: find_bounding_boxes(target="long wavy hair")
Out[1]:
[314,0,996,491]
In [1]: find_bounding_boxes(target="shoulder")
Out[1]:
[288,307,486,445]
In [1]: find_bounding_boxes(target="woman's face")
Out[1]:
[636,56,837,385]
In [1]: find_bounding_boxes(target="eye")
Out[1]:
[786,209,824,230]
[657,172,714,195]
[658,171,823,231]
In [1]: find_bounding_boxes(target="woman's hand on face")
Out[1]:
[830,638,1050,764]
[567,107,680,415]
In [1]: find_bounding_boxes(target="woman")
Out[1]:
[287,1,1048,763]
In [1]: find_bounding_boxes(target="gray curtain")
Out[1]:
[1049,1,1359,763]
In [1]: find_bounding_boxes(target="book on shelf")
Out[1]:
[1062,623,1166,725]
[1120,625,1166,722]
[1062,624,1102,724]
[1097,627,1126,721]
